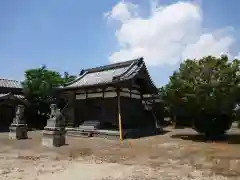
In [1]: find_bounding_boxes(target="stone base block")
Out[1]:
[42,130,66,147]
[9,125,28,140]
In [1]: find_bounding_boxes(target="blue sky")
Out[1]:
[0,0,239,86]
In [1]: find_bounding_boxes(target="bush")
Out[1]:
[193,114,233,136]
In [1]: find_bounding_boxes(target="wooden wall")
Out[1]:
[120,97,155,129]
[62,86,156,129]
[74,98,118,128]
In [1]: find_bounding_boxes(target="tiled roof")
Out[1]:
[67,67,129,88]
[62,57,158,93]
[63,58,141,88]
[0,79,22,89]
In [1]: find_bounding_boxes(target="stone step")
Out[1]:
[79,120,101,130]
[67,130,92,137]
[66,128,120,139]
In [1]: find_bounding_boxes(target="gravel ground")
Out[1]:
[0,127,239,180]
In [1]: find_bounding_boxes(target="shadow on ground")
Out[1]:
[127,129,171,139]
[171,133,240,144]
[0,129,9,133]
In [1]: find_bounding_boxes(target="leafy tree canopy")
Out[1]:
[22,65,76,102]
[160,55,240,135]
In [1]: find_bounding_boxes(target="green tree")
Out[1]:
[22,65,63,102]
[22,66,77,102]
[22,65,77,128]
[161,55,240,136]
[62,72,77,85]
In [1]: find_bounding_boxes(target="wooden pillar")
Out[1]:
[117,90,123,142]
[73,92,77,127]
[173,115,177,129]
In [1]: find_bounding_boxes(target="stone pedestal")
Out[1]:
[9,124,28,140]
[42,128,66,147]
[42,104,66,147]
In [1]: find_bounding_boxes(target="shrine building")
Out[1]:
[56,58,161,139]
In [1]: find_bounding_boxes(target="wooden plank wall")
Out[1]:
[64,86,155,129]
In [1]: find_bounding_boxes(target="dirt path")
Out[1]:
[0,156,231,180]
[0,127,239,179]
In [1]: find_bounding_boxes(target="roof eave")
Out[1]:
[0,93,30,106]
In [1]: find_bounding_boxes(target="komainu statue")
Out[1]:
[13,105,25,124]
[46,104,65,128]
[9,104,28,140]
[42,104,66,147]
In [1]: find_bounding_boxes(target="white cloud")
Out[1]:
[234,52,240,60]
[105,0,236,66]
[183,32,235,59]
[104,1,138,23]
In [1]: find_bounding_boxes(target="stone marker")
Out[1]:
[42,104,66,147]
[9,105,28,140]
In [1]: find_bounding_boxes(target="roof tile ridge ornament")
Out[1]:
[112,57,144,81]
[63,70,89,87]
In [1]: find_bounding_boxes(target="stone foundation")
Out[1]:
[42,129,66,147]
[9,124,28,140]
[66,127,162,139]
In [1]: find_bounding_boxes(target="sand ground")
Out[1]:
[0,126,240,180]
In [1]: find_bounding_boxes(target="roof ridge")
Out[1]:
[83,57,143,74]
[0,78,19,82]
[63,71,88,87]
